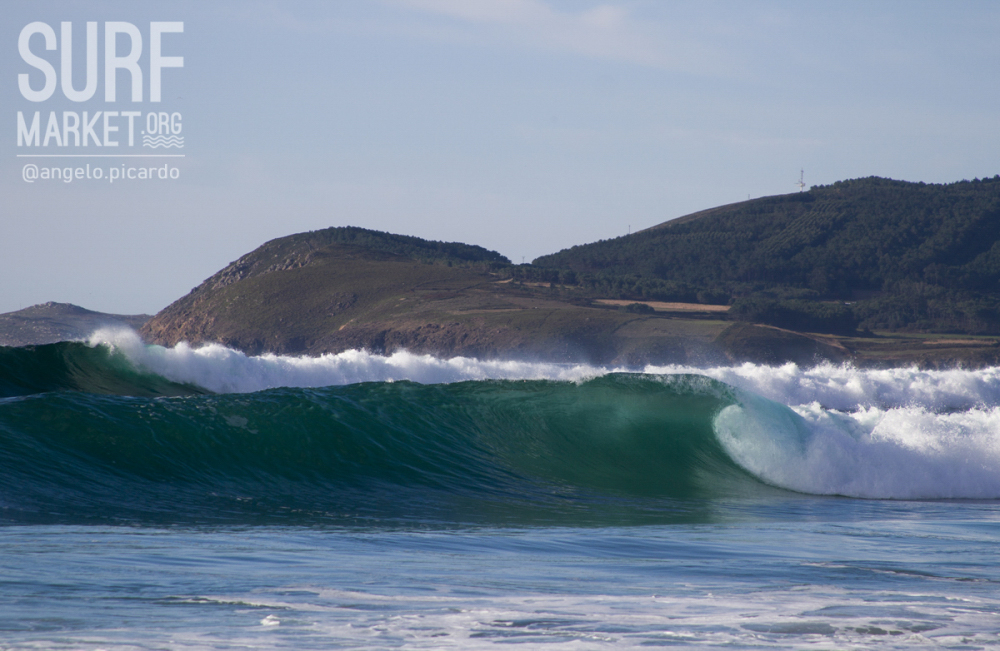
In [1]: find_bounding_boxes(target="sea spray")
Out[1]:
[646,360,1000,412]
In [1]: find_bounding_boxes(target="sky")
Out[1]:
[3,0,1000,316]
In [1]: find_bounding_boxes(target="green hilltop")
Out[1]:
[532,176,1000,335]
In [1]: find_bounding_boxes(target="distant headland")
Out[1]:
[9,175,1000,367]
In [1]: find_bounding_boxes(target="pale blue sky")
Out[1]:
[4,0,999,315]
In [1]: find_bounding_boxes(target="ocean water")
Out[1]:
[2,329,1000,649]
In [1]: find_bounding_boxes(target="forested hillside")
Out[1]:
[531,176,1000,334]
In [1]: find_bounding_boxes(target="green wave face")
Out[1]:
[0,373,781,525]
[0,342,205,398]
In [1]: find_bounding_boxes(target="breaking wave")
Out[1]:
[2,329,1000,525]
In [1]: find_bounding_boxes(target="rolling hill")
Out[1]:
[138,227,739,364]
[533,176,1000,334]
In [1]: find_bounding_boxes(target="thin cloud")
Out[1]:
[393,0,733,74]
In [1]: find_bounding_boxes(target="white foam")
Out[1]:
[156,584,1000,649]
[644,361,1000,411]
[87,328,614,394]
[715,394,1000,499]
[92,329,1000,410]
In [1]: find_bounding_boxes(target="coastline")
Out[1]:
[4,301,1000,370]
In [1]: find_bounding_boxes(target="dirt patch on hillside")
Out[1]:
[594,299,729,313]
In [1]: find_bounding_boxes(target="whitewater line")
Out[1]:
[88,328,1000,412]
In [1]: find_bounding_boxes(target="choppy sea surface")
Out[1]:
[2,329,999,649]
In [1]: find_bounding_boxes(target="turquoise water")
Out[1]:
[2,335,1000,648]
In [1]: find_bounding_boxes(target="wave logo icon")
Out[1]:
[143,135,185,148]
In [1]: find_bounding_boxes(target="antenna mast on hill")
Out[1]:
[796,169,806,192]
